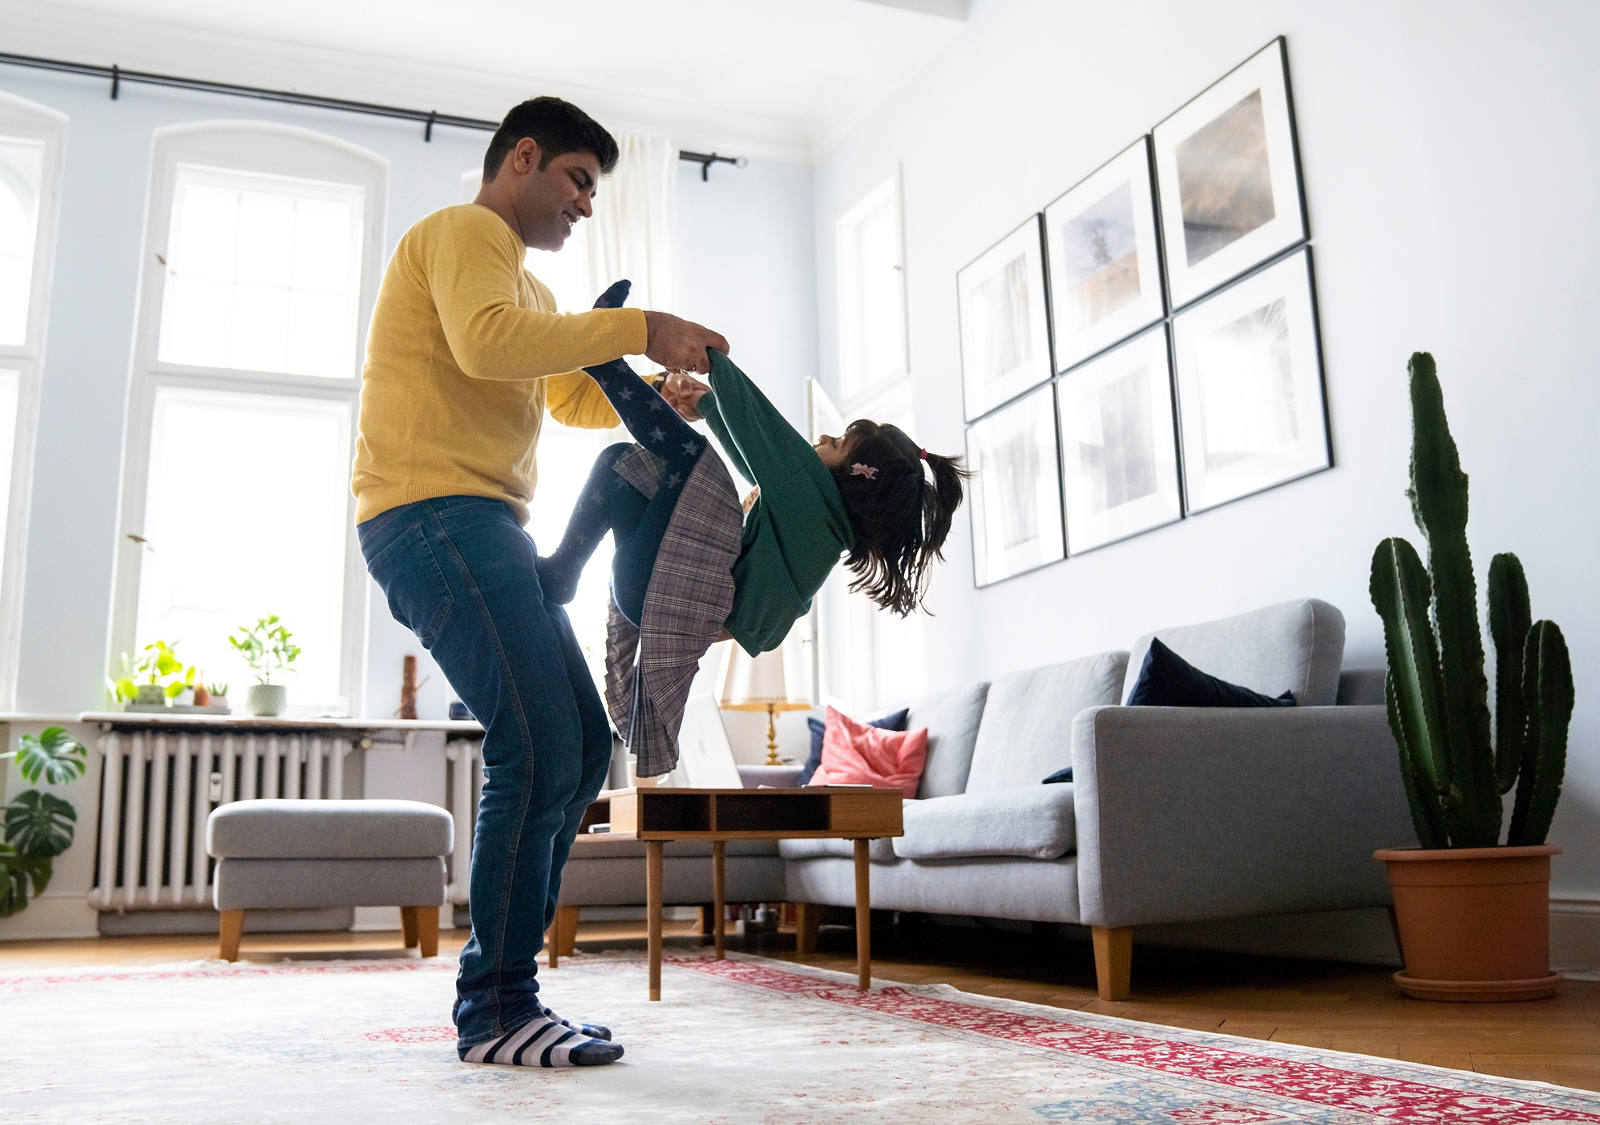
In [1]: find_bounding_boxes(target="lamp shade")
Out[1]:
[719,645,811,712]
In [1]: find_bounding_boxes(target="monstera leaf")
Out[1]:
[4,790,77,858]
[12,726,87,786]
[0,842,52,917]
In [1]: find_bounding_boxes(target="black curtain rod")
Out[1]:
[0,50,747,178]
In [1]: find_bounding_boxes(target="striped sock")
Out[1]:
[460,1015,623,1068]
[541,1003,612,1042]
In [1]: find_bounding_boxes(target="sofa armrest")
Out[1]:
[1073,704,1417,928]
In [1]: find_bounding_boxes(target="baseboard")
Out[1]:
[0,894,99,941]
[1552,897,1599,980]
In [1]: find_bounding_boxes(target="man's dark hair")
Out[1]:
[482,97,619,182]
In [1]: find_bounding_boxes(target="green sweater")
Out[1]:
[700,352,854,656]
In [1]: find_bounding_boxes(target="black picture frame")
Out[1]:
[956,215,1052,422]
[1152,37,1308,310]
[1170,247,1330,514]
[1056,325,1183,553]
[1043,137,1166,375]
[965,383,1066,587]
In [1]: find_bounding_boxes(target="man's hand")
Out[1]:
[659,372,709,422]
[643,310,728,375]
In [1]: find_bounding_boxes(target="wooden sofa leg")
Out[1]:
[401,906,420,949]
[1091,925,1132,1000]
[794,902,821,955]
[219,909,245,962]
[556,905,580,958]
[415,906,440,957]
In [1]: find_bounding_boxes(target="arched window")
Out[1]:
[110,122,387,715]
[0,92,67,708]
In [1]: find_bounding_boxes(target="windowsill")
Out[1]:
[0,711,483,735]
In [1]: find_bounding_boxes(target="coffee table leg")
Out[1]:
[647,839,664,1001]
[712,839,726,960]
[854,838,871,991]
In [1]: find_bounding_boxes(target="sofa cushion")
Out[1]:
[778,836,897,863]
[799,707,909,786]
[206,798,453,859]
[892,785,1076,860]
[1126,637,1296,707]
[963,652,1127,793]
[1122,598,1345,707]
[905,682,989,798]
[808,707,929,797]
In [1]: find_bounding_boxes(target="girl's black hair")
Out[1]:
[828,420,972,617]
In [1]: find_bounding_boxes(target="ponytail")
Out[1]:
[829,421,972,617]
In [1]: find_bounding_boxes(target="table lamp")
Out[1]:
[718,645,811,766]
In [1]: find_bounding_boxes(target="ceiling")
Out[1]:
[0,0,969,160]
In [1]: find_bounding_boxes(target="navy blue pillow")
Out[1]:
[1126,637,1295,708]
[798,707,910,786]
[1042,766,1073,784]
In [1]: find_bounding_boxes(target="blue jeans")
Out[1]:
[357,496,613,1052]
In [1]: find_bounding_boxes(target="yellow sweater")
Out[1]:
[352,204,648,525]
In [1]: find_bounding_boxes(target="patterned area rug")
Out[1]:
[5,950,1598,1123]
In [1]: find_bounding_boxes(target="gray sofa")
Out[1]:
[557,598,1417,998]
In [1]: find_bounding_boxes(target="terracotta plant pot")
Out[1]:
[1374,844,1561,1001]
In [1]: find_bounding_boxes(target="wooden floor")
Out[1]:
[7,917,1598,1093]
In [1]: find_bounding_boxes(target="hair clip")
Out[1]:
[850,462,878,480]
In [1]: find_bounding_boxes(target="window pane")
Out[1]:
[158,166,363,379]
[135,388,352,712]
[0,138,44,346]
[0,368,17,560]
[531,422,621,686]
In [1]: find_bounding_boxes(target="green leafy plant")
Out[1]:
[107,640,197,703]
[229,615,300,685]
[1,727,88,917]
[207,682,230,698]
[1369,352,1573,849]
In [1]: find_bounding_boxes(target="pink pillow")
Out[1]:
[807,705,929,798]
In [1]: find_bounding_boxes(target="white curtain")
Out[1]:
[579,133,677,356]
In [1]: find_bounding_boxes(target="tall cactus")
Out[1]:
[1369,352,1572,848]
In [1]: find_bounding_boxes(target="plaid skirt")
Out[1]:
[603,443,744,777]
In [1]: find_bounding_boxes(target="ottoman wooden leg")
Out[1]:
[219,909,245,962]
[401,906,420,949]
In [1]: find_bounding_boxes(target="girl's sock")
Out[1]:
[459,1014,623,1068]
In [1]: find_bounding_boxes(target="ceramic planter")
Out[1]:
[1374,844,1561,1001]
[246,684,287,717]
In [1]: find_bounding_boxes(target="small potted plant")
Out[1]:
[1369,352,1573,1001]
[1,727,88,917]
[107,640,197,710]
[206,682,231,713]
[229,615,300,717]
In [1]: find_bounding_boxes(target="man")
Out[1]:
[352,96,727,1068]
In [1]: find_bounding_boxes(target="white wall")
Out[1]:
[810,0,1600,903]
[0,66,818,741]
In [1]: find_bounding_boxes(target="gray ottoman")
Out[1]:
[206,798,453,961]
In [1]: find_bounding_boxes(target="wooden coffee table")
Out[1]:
[604,786,904,999]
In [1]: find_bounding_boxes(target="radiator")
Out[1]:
[443,737,484,906]
[91,730,356,911]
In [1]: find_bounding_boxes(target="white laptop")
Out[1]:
[660,693,744,788]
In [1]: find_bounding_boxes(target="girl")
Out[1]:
[538,281,968,777]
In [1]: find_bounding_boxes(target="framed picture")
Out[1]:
[1153,37,1307,309]
[1171,247,1329,513]
[1056,325,1182,553]
[957,215,1051,421]
[965,384,1065,586]
[1044,137,1165,373]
